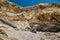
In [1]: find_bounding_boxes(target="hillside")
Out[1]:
[0,0,60,40]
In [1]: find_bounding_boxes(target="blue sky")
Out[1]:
[8,0,60,7]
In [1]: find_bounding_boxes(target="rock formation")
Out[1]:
[0,0,60,40]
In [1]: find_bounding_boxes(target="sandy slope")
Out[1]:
[0,21,60,40]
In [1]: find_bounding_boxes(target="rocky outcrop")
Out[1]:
[0,0,60,40]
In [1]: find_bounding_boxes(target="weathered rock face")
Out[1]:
[0,0,60,40]
[0,0,60,31]
[0,22,60,40]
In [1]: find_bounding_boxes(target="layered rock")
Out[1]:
[0,0,60,40]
